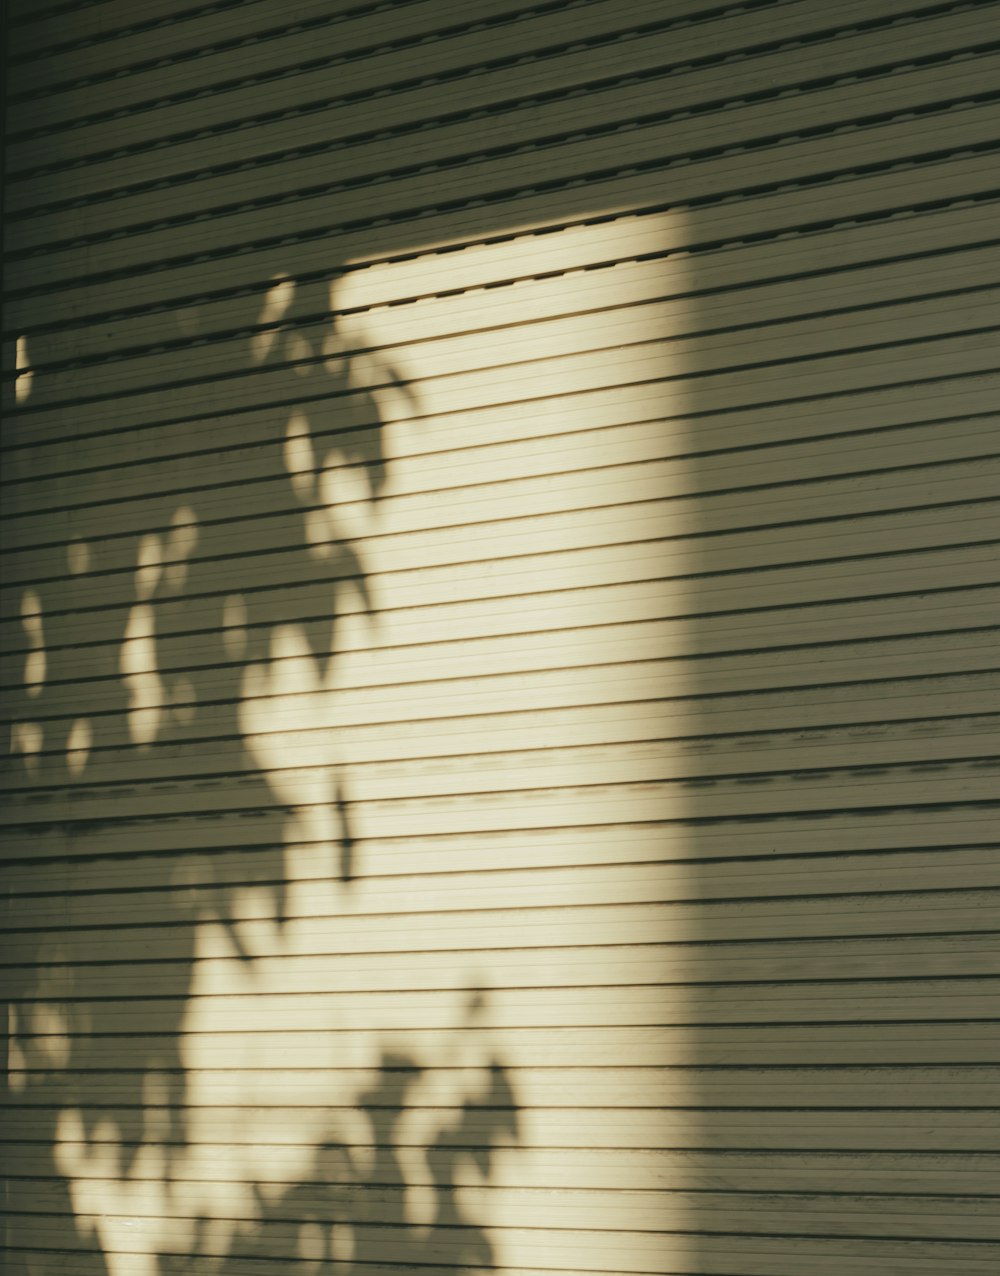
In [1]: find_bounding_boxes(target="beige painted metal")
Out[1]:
[3,2,1000,1275]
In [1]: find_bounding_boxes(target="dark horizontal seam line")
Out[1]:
[7,841,1000,893]
[6,807,1000,850]
[8,0,436,39]
[3,662,996,747]
[2,546,997,655]
[4,616,995,698]
[10,88,996,254]
[8,1103,1000,1115]
[3,579,994,678]
[4,581,999,666]
[11,226,999,380]
[7,806,1000,857]
[9,186,1000,340]
[11,977,1000,1000]
[7,415,1000,530]
[6,1108,1000,1125]
[5,975,1000,999]
[5,842,1000,895]
[4,830,1000,880]
[9,135,1000,301]
[5,0,598,104]
[5,488,998,598]
[3,1,739,116]
[8,344,1000,484]
[14,975,1000,1003]
[7,831,1000,872]
[7,281,1000,420]
[9,208,1000,362]
[7,1183,1000,1202]
[0,968,824,985]
[9,347,1000,474]
[25,761,1000,805]
[9,0,443,65]
[22,294,1000,416]
[3,401,996,517]
[8,416,1000,554]
[0,502,989,622]
[7,0,272,35]
[3,0,977,143]
[6,383,999,518]
[7,750,999,803]
[10,233,1000,376]
[6,647,999,723]
[3,928,999,954]
[5,530,999,630]
[4,882,1000,927]
[7,501,997,622]
[7,755,1000,816]
[7,1017,1000,1031]
[8,0,271,58]
[6,1173,998,1193]
[9,37,992,204]
[1,559,997,656]
[0,0,880,126]
[10,140,1000,311]
[8,1225,1000,1253]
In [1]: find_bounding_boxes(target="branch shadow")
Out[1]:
[5,258,520,1275]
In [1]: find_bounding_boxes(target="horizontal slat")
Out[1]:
[7,1184,1000,1242]
[4,1106,1000,1149]
[7,1065,1000,1110]
[2,1145,995,1194]
[2,797,997,875]
[11,51,998,256]
[4,578,998,714]
[4,485,997,636]
[6,847,1000,928]
[3,581,999,718]
[5,10,999,1275]
[7,397,1000,569]
[4,0,934,142]
[4,529,997,664]
[4,1232,1000,1276]
[5,701,1000,816]
[8,217,1000,425]
[7,101,999,314]
[4,0,423,58]
[5,0,547,90]
[10,192,995,373]
[5,1020,1000,1067]
[7,13,989,227]
[8,272,1000,457]
[7,938,1000,1000]
[5,0,692,127]
[6,683,999,808]
[7,981,1000,1037]
[7,136,999,343]
[3,740,998,826]
[6,663,998,791]
[3,889,999,960]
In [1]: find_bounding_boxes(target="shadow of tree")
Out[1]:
[5,261,519,1274]
[214,1050,519,1274]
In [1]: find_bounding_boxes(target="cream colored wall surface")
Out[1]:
[4,1,1000,1273]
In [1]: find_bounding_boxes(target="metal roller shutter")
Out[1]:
[3,0,998,1273]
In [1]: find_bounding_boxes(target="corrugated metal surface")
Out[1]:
[2,0,998,1272]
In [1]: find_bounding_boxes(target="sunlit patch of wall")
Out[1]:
[177,210,699,1272]
[5,2,1000,1271]
[119,509,200,749]
[2,200,703,1274]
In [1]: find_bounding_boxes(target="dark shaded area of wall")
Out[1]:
[3,0,1000,1273]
